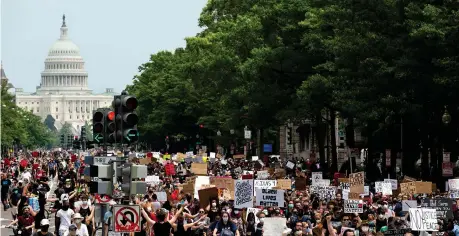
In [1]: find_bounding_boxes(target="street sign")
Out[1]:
[94,156,118,165]
[114,205,141,232]
[94,133,103,143]
[244,130,251,139]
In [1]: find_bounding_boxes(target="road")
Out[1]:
[0,176,58,235]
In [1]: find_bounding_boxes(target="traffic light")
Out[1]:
[67,135,73,149]
[73,137,81,149]
[93,110,105,144]
[286,127,293,145]
[121,164,147,195]
[60,134,64,145]
[106,111,116,143]
[88,164,113,194]
[114,92,139,144]
[81,126,86,139]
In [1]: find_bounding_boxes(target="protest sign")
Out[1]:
[421,198,453,220]
[295,177,307,190]
[257,171,269,179]
[344,200,363,213]
[409,208,438,231]
[254,180,277,189]
[313,179,330,187]
[339,178,350,191]
[234,179,254,208]
[310,186,336,200]
[263,218,287,236]
[312,172,322,185]
[145,176,160,186]
[191,163,208,175]
[384,179,398,190]
[449,179,459,191]
[154,192,167,202]
[349,172,364,194]
[255,189,285,207]
[402,200,417,212]
[198,187,219,208]
[276,179,292,190]
[384,229,410,236]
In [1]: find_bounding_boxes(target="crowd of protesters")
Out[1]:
[0,149,457,236]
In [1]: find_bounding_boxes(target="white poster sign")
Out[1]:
[255,189,285,207]
[254,180,277,189]
[257,171,269,179]
[312,172,322,185]
[409,208,438,231]
[448,179,459,191]
[344,200,363,213]
[246,207,260,224]
[263,218,287,236]
[234,179,254,208]
[313,179,330,187]
[384,179,398,190]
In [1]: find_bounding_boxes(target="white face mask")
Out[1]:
[74,219,82,224]
[211,203,216,207]
[222,217,228,222]
[259,218,265,223]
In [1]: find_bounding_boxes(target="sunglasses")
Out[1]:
[199,211,204,213]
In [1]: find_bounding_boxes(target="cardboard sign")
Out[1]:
[198,187,219,208]
[191,163,208,175]
[401,181,431,195]
[349,172,364,194]
[295,177,307,190]
[255,189,285,207]
[409,208,438,231]
[339,178,350,190]
[276,179,292,190]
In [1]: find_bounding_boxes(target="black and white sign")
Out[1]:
[311,172,322,185]
[409,208,438,231]
[94,156,118,165]
[310,186,336,200]
[254,180,277,189]
[234,179,254,208]
[114,205,141,232]
[344,200,363,213]
[421,198,453,220]
[255,189,285,207]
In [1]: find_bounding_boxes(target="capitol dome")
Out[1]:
[38,15,90,95]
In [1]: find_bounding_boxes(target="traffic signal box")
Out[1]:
[113,94,139,144]
[85,156,147,196]
[93,110,105,144]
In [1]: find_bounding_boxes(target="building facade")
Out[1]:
[14,15,115,134]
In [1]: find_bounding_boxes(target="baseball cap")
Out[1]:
[69,224,77,231]
[40,219,50,226]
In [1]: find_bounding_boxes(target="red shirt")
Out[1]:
[36,170,44,179]
[32,163,39,170]
[20,159,28,168]
[3,158,10,167]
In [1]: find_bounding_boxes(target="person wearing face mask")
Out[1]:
[7,206,35,236]
[213,212,239,236]
[231,208,245,235]
[63,213,88,236]
[75,195,94,236]
[206,200,220,222]
[32,219,53,236]
[56,197,75,236]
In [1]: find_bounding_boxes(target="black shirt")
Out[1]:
[153,221,172,236]
[1,179,11,196]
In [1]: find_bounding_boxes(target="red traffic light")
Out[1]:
[107,111,115,121]
[74,136,78,140]
[94,123,103,133]
[199,124,204,128]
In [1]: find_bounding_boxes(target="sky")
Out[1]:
[1,0,208,93]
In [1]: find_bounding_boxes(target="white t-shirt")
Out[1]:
[21,171,32,181]
[56,209,75,231]
[63,224,89,236]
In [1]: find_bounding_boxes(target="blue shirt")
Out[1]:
[452,224,459,236]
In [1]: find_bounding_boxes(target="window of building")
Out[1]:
[25,106,28,110]
[56,115,59,119]
[37,108,39,112]
[56,102,58,104]
[81,107,83,112]
[70,115,72,119]
[25,102,27,104]
[56,107,58,112]
[32,102,34,104]
[77,116,79,119]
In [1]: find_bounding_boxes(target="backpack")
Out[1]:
[220,228,235,236]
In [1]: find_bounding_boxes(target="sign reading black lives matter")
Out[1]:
[310,186,336,200]
[421,198,453,220]
[255,189,285,207]
[234,179,254,208]
[344,200,363,213]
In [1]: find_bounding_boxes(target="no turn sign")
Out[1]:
[114,205,141,232]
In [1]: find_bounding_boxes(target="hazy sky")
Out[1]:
[1,0,207,93]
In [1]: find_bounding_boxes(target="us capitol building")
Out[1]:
[14,15,115,134]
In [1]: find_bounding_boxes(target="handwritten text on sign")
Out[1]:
[409,208,438,231]
[349,172,364,193]
[234,180,254,208]
[254,180,277,189]
[255,189,285,207]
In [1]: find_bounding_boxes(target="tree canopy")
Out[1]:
[127,0,459,178]
[1,81,56,149]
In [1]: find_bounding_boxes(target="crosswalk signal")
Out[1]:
[122,164,147,195]
[115,91,139,144]
[93,111,105,144]
[286,127,293,145]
